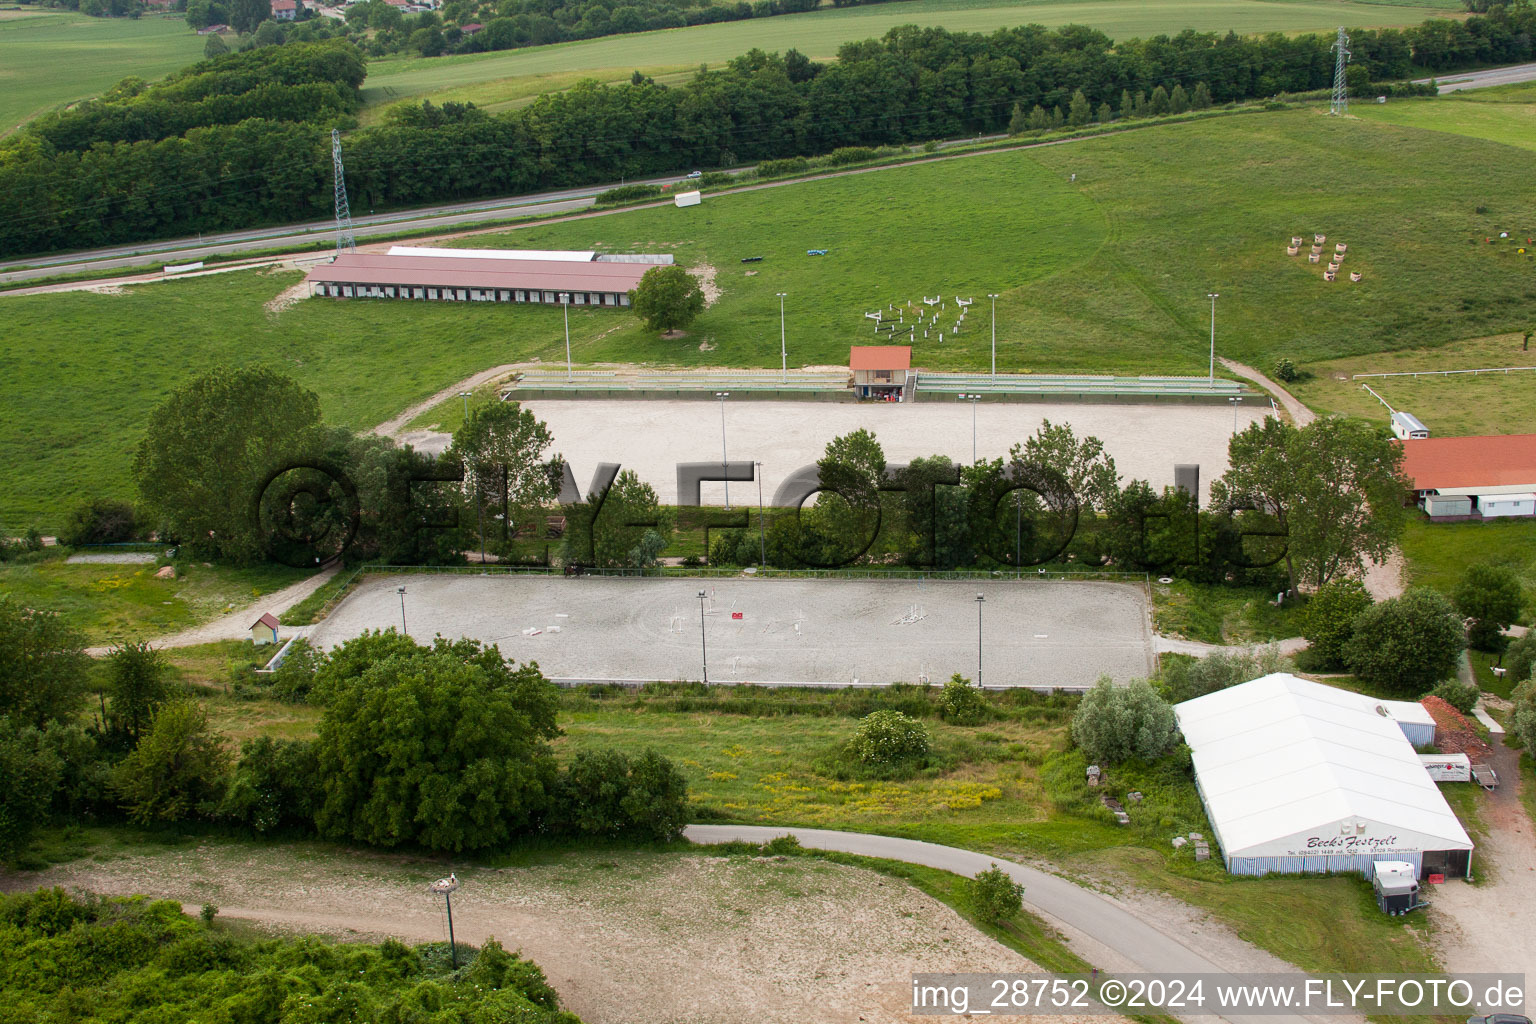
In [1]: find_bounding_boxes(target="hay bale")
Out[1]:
[1286,245,1299,256]
[1324,271,1336,281]
[1308,253,1320,264]
[1336,243,1347,253]
[1350,272,1362,282]
[1314,233,1326,244]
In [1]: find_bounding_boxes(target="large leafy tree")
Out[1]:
[1453,562,1525,652]
[1344,588,1465,694]
[105,642,169,743]
[629,264,705,333]
[1210,416,1408,592]
[447,401,557,554]
[562,470,670,568]
[112,702,231,824]
[1300,578,1374,668]
[311,634,561,852]
[0,598,89,729]
[134,366,326,563]
[805,428,885,566]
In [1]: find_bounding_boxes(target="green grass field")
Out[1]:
[0,552,312,644]
[1355,86,1536,154]
[361,0,1458,115]
[7,108,1536,529]
[1399,516,1536,621]
[1288,332,1536,436]
[0,10,206,134]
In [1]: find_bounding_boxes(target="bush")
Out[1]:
[1428,679,1478,714]
[111,702,231,824]
[1511,678,1536,753]
[1344,588,1465,694]
[59,498,138,547]
[1071,677,1178,764]
[1454,562,1524,652]
[1157,645,1283,703]
[265,636,320,703]
[219,736,319,835]
[1503,631,1536,687]
[593,183,661,205]
[556,747,689,840]
[1301,579,1373,668]
[1271,358,1298,382]
[756,156,810,177]
[822,145,878,166]
[849,709,930,766]
[936,674,988,724]
[968,863,1024,925]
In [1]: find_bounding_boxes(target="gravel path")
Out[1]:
[64,552,157,564]
[372,363,529,439]
[1218,358,1314,426]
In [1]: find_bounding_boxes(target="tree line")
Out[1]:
[5,5,1536,255]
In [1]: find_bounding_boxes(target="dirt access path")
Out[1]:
[1429,736,1536,975]
[1219,358,1315,426]
[1,841,1103,1024]
[83,567,337,656]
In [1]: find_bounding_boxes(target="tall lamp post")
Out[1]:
[1206,292,1219,382]
[715,391,731,509]
[959,393,980,464]
[429,874,460,969]
[560,292,573,382]
[988,293,1000,377]
[975,592,985,686]
[397,585,408,635]
[698,589,709,683]
[1229,395,1243,435]
[755,460,766,566]
[777,293,788,383]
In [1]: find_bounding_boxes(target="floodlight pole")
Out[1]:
[988,293,999,377]
[756,460,766,566]
[777,293,788,383]
[560,293,572,382]
[716,392,731,509]
[1206,293,1219,381]
[698,589,709,684]
[397,585,407,635]
[960,393,979,464]
[1230,395,1243,434]
[975,592,985,686]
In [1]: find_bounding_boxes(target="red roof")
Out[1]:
[1397,434,1536,490]
[460,22,482,31]
[306,253,651,293]
[252,612,280,630]
[849,345,911,371]
[271,0,296,8]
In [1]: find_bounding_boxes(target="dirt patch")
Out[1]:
[1421,696,1493,759]
[689,262,720,307]
[264,279,310,315]
[87,284,127,296]
[659,329,688,341]
[2,842,1081,1024]
[1361,548,1405,601]
[744,270,759,276]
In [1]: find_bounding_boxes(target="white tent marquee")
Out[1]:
[1175,674,1472,878]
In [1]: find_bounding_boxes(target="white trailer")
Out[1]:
[1419,753,1472,783]
[674,190,702,208]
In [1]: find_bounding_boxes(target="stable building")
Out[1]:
[305,248,671,308]
[1399,433,1536,520]
[850,345,911,399]
[1176,673,1472,880]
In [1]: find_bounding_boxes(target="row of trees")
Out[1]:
[0,604,689,857]
[9,4,1536,254]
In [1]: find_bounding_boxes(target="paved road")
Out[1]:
[1415,61,1536,94]
[685,824,1344,1024]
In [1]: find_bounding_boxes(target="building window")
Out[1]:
[603,293,616,306]
[515,290,526,302]
[543,291,556,304]
[456,289,467,301]
[574,293,587,305]
[619,293,630,306]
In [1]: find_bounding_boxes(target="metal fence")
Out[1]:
[356,562,1148,585]
[1352,365,1536,380]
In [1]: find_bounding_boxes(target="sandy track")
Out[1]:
[0,841,1104,1024]
[1219,358,1314,426]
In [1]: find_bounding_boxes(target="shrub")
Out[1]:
[199,904,218,925]
[849,709,930,766]
[1344,588,1465,694]
[266,637,320,703]
[1071,677,1179,764]
[556,747,690,840]
[112,702,231,824]
[593,183,661,205]
[1454,562,1524,652]
[968,863,1024,925]
[823,145,878,166]
[936,674,988,724]
[219,737,319,835]
[1301,579,1373,668]
[1270,357,1298,382]
[105,641,169,742]
[763,833,802,856]
[59,498,138,547]
[1158,645,1283,703]
[1511,678,1536,753]
[756,156,810,177]
[1428,679,1478,715]
[1503,631,1536,687]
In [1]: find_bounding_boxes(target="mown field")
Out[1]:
[0,9,206,134]
[1288,332,1536,436]
[6,108,1536,529]
[360,0,1459,115]
[1355,83,1536,154]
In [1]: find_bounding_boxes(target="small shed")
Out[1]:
[1424,493,1473,518]
[1380,698,1437,747]
[1390,411,1429,440]
[250,612,280,646]
[850,345,911,399]
[674,190,701,208]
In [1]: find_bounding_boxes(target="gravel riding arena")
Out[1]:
[309,575,1155,688]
